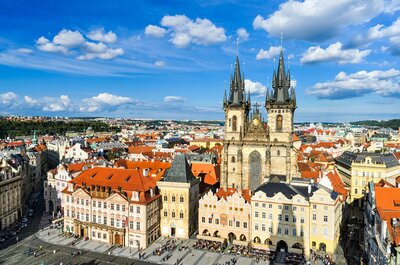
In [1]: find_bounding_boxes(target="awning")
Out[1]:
[196,234,225,243]
[51,217,64,224]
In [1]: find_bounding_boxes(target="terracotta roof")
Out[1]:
[326,170,348,200]
[300,171,319,182]
[375,187,400,245]
[66,167,159,204]
[128,146,154,154]
[67,162,93,172]
[215,187,250,203]
[394,152,400,161]
[292,134,300,141]
[192,163,220,185]
[87,137,108,144]
[298,162,312,172]
[114,159,171,180]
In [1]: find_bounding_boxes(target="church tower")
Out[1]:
[265,50,297,180]
[221,56,251,189]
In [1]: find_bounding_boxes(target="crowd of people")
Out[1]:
[193,239,226,252]
[311,252,335,265]
[228,244,275,262]
[152,239,177,256]
[284,252,305,264]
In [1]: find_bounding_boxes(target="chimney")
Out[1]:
[308,184,312,194]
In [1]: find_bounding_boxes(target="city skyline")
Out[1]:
[0,0,400,122]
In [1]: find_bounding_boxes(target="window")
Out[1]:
[268,226,272,232]
[93,201,96,207]
[93,214,96,222]
[278,205,282,210]
[324,215,328,222]
[111,218,114,226]
[236,221,240,228]
[92,231,95,237]
[180,212,184,219]
[180,196,184,203]
[262,212,266,219]
[231,156,236,163]
[278,214,282,221]
[130,206,134,213]
[229,220,233,226]
[81,199,84,205]
[103,233,107,240]
[136,222,140,230]
[215,219,219,225]
[172,211,176,218]
[202,217,205,223]
[300,228,304,236]
[137,207,140,214]
[116,204,120,211]
[355,188,358,194]
[262,224,266,231]
[122,205,125,212]
[269,213,273,220]
[103,202,107,209]
[269,204,272,209]
[255,211,259,218]
[313,205,317,209]
[284,205,289,211]
[293,216,297,222]
[292,228,297,236]
[98,232,101,238]
[172,195,176,202]
[243,222,247,229]
[293,206,297,211]
[312,214,316,221]
[164,210,167,217]
[255,202,259,207]
[276,115,283,130]
[255,223,259,230]
[164,195,168,201]
[86,214,89,221]
[232,115,237,131]
[285,215,289,222]
[278,226,282,234]
[300,217,304,224]
[111,203,114,210]
[86,200,89,206]
[208,217,212,224]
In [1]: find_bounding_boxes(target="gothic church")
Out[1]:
[221,50,298,191]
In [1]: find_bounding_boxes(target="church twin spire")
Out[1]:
[224,56,250,108]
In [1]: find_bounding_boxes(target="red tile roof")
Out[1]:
[375,187,400,245]
[192,163,220,185]
[215,187,251,203]
[114,159,171,180]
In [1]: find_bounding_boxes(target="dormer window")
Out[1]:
[131,191,139,201]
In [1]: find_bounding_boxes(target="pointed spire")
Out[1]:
[224,89,227,106]
[247,91,251,106]
[226,55,246,106]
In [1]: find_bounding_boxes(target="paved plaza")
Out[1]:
[35,226,270,265]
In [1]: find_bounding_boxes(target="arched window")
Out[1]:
[277,150,280,156]
[276,115,283,130]
[180,211,184,219]
[231,156,236,163]
[232,116,237,131]
[172,211,176,218]
[180,196,184,203]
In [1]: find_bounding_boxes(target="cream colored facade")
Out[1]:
[158,179,199,238]
[198,189,251,243]
[251,180,343,257]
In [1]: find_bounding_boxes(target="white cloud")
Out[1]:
[81,92,134,112]
[145,25,167,38]
[0,92,17,105]
[237,28,249,41]
[253,0,384,41]
[164,96,186,103]
[17,48,33,54]
[87,28,117,43]
[301,42,371,64]
[245,79,267,95]
[24,95,38,106]
[307,68,400,99]
[36,37,69,54]
[35,28,124,60]
[256,46,281,60]
[383,0,400,13]
[43,95,72,112]
[155,60,165,67]
[53,29,85,48]
[160,15,227,48]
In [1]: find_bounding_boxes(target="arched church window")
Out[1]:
[232,116,237,131]
[277,150,280,156]
[232,167,235,172]
[231,156,236,163]
[229,118,231,127]
[276,115,283,131]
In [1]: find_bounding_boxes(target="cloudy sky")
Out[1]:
[0,0,400,122]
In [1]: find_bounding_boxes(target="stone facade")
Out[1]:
[221,51,297,191]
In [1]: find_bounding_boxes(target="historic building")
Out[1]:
[335,151,400,206]
[62,167,161,249]
[158,154,200,238]
[221,51,297,191]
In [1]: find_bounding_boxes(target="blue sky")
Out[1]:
[0,0,400,122]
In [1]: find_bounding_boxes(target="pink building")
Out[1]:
[62,167,161,249]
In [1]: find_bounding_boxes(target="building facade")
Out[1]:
[221,51,297,191]
[62,167,161,249]
[158,154,200,239]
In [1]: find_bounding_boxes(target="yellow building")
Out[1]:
[251,178,343,257]
[335,151,400,206]
[158,154,200,239]
[189,138,222,149]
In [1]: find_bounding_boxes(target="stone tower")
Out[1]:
[265,50,297,180]
[221,50,298,191]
